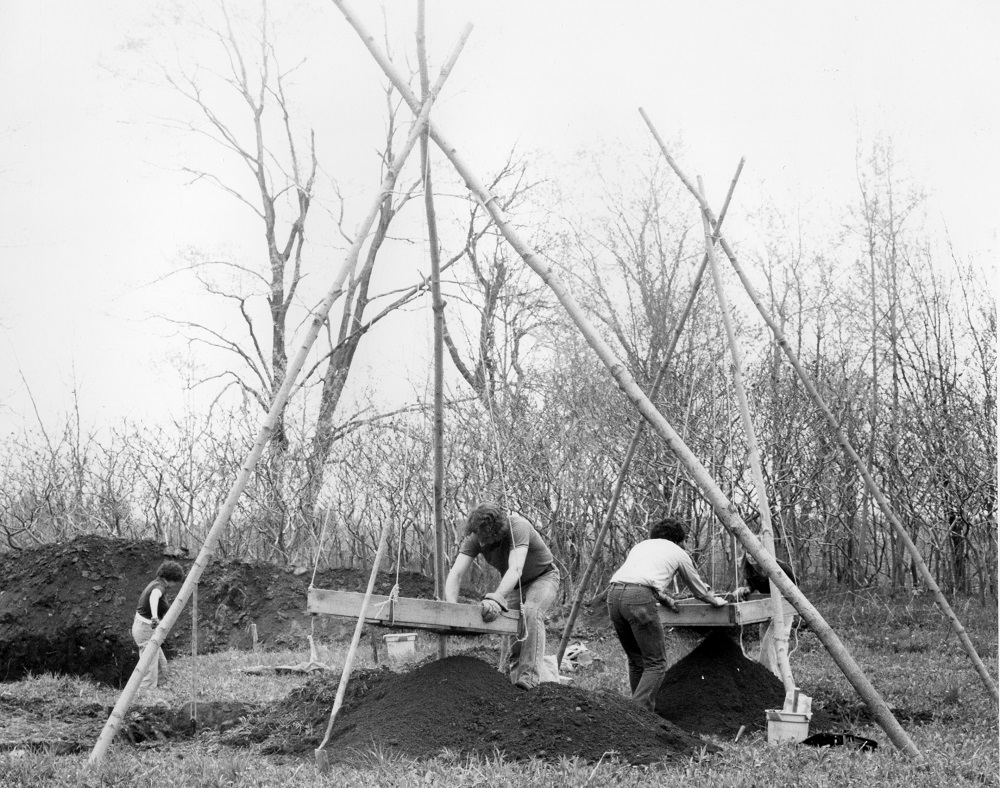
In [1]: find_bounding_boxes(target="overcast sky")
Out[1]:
[1,0,997,437]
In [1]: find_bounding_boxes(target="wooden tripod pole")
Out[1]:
[698,175,794,699]
[640,107,998,705]
[332,0,919,756]
[86,29,472,766]
[190,585,198,727]
[555,159,744,667]
[417,0,448,661]
[314,517,392,770]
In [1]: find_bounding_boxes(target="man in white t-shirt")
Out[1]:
[607,518,726,711]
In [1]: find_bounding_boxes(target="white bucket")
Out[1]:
[383,632,417,661]
[766,709,811,744]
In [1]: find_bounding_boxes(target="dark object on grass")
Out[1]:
[802,732,878,751]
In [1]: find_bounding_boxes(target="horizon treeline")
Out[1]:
[1,137,994,606]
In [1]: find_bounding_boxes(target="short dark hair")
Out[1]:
[649,517,686,544]
[157,560,184,583]
[466,502,509,546]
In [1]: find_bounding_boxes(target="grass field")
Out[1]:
[1,589,996,787]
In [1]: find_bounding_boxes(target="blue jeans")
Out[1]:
[607,582,666,711]
[504,566,560,689]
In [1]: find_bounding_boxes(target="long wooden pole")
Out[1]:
[332,0,920,757]
[190,585,198,727]
[87,29,472,766]
[698,174,794,698]
[555,159,744,667]
[640,107,998,705]
[314,516,392,770]
[416,0,448,661]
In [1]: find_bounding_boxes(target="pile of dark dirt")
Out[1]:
[0,535,436,687]
[221,654,713,765]
[656,631,833,737]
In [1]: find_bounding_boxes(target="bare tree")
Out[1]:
[852,138,926,590]
[150,4,446,555]
[439,153,553,409]
[160,4,316,450]
[561,152,697,387]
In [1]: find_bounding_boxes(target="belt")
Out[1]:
[523,564,558,584]
[609,581,647,589]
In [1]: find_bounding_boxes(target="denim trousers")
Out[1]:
[504,566,560,689]
[607,582,667,711]
[131,613,168,689]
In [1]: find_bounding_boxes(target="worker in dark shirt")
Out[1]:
[738,552,796,596]
[445,502,560,689]
[131,560,184,689]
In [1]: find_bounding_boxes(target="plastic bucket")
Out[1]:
[766,709,811,744]
[383,632,417,661]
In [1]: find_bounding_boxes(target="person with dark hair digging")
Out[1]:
[445,502,560,689]
[132,560,184,689]
[607,517,727,711]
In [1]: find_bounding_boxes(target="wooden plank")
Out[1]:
[658,596,797,627]
[658,599,735,627]
[731,595,796,625]
[307,588,521,636]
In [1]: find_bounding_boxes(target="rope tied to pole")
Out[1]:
[371,583,401,626]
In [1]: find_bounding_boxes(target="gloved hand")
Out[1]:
[709,596,728,608]
[151,618,160,630]
[480,592,509,623]
[655,592,679,613]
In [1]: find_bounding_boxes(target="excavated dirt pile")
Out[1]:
[221,654,714,765]
[0,535,435,687]
[656,631,833,737]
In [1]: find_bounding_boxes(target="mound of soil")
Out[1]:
[656,631,834,737]
[222,654,713,765]
[0,535,436,687]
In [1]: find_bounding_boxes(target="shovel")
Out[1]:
[783,686,813,716]
[315,519,392,773]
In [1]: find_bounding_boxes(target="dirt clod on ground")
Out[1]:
[222,654,714,765]
[0,535,435,687]
[124,700,261,744]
